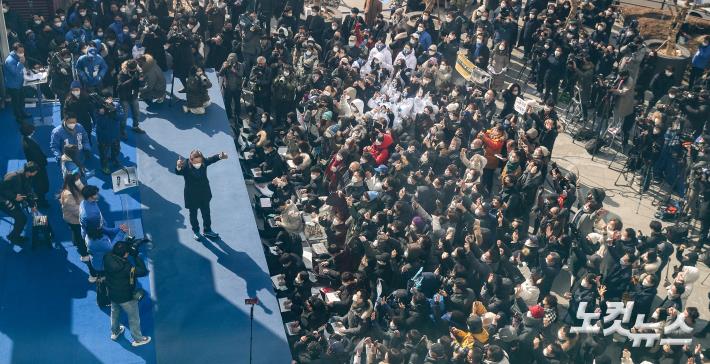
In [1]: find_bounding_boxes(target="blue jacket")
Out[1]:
[76,49,107,87]
[108,21,128,44]
[65,28,88,52]
[3,51,25,89]
[81,199,124,271]
[692,43,710,69]
[93,102,125,144]
[50,122,90,159]
[418,30,432,50]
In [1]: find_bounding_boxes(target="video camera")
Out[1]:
[124,235,151,256]
[88,92,116,113]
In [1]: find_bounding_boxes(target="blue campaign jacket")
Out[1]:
[76,49,107,87]
[80,199,123,271]
[50,122,90,159]
[3,51,25,89]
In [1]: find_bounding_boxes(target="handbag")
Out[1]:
[130,267,146,301]
[96,278,111,307]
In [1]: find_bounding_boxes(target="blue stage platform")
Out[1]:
[0,71,291,364]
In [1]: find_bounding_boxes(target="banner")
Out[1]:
[454,51,491,86]
[455,51,475,81]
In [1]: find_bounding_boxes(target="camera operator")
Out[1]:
[117,59,145,134]
[240,14,263,73]
[93,95,124,174]
[681,90,710,137]
[218,53,244,122]
[248,56,273,112]
[49,48,74,113]
[104,241,151,346]
[167,24,196,93]
[0,162,40,246]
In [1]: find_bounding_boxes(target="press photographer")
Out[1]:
[104,240,151,347]
[0,162,40,245]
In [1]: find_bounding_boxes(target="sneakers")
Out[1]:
[80,255,91,262]
[88,275,98,283]
[203,230,219,239]
[132,336,152,347]
[111,325,125,340]
[182,105,190,113]
[155,96,165,104]
[192,231,201,240]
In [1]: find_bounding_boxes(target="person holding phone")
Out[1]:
[175,149,228,240]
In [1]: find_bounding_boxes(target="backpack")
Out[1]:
[585,138,603,155]
[574,127,596,141]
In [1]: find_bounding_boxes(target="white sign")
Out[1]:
[111,167,139,192]
[514,97,539,114]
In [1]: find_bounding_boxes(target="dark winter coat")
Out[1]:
[175,154,221,208]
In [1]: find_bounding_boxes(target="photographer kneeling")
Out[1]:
[104,241,152,347]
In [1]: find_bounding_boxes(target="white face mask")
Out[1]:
[55,22,63,27]
[108,41,116,46]
[665,71,673,76]
[581,279,590,288]
[192,163,202,168]
[72,91,81,97]
[555,51,562,57]
[66,123,77,130]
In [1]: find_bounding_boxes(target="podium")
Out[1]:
[23,69,53,126]
[111,167,145,239]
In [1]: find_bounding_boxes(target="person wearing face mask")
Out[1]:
[562,273,599,325]
[63,80,95,143]
[689,36,710,87]
[51,116,91,162]
[536,47,565,103]
[489,41,510,91]
[499,83,521,118]
[519,10,541,58]
[136,54,166,104]
[415,24,433,50]
[175,149,228,239]
[76,46,107,91]
[3,43,31,122]
[469,35,491,70]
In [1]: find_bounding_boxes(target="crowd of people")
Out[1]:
[2,0,710,362]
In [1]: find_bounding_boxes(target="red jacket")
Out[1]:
[364,133,393,165]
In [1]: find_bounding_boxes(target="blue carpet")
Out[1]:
[0,71,289,364]
[0,103,156,364]
[137,72,290,364]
